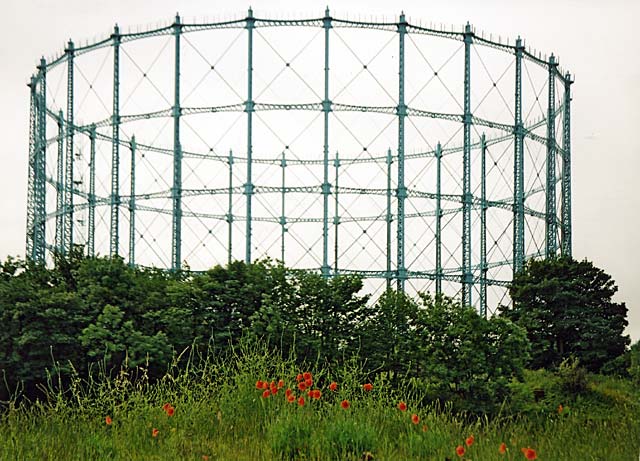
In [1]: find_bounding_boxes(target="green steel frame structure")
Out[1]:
[25,10,573,313]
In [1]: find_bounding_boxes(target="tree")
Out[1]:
[502,257,630,372]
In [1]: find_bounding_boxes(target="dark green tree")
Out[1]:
[501,257,630,372]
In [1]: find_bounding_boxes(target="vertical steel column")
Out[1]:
[435,142,442,297]
[561,72,573,257]
[396,13,407,291]
[56,110,65,254]
[386,148,393,290]
[333,152,340,273]
[462,23,473,307]
[110,25,120,257]
[34,61,47,262]
[172,15,183,271]
[227,149,233,265]
[480,134,487,317]
[88,125,96,257]
[245,8,255,263]
[129,136,136,267]
[26,75,37,260]
[280,151,286,264]
[545,54,557,257]
[513,37,525,275]
[321,7,332,277]
[64,41,75,255]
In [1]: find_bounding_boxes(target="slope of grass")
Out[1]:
[1,344,639,460]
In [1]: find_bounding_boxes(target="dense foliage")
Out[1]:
[0,254,530,414]
[501,257,630,372]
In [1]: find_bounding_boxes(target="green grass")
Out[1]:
[1,344,639,460]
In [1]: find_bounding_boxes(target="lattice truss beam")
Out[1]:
[28,9,573,313]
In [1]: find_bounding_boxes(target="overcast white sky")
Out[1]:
[2,0,639,342]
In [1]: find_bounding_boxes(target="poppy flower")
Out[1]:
[522,448,537,460]
[255,380,263,390]
[105,416,112,425]
[303,372,312,380]
[456,445,465,457]
[466,435,474,447]
[296,373,303,382]
[363,383,373,392]
[285,388,292,397]
[397,401,407,412]
[298,381,307,391]
[311,389,322,399]
[262,381,269,390]
[297,396,305,406]
[499,442,507,454]
[262,389,270,398]
[278,379,285,389]
[329,381,338,391]
[287,394,296,403]
[558,404,563,414]
[305,377,313,387]
[270,380,276,390]
[341,399,350,409]
[166,406,175,417]
[411,414,420,424]
[162,403,172,412]
[152,428,159,438]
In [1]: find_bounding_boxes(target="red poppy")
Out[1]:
[285,388,292,397]
[105,416,112,425]
[298,396,305,406]
[499,442,507,454]
[303,372,312,381]
[152,428,159,438]
[296,373,304,382]
[558,404,563,414]
[305,377,313,387]
[255,380,263,390]
[341,399,350,409]
[522,448,537,460]
[166,406,175,417]
[162,403,171,412]
[310,389,322,399]
[363,383,373,392]
[262,389,270,398]
[397,401,407,412]
[287,394,296,403]
[329,381,338,391]
[262,381,269,390]
[270,380,276,389]
[278,379,285,389]
[465,435,474,447]
[271,387,279,395]
[298,381,307,391]
[456,445,465,457]
[411,414,420,425]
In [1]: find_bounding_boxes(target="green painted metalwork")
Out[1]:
[227,149,233,265]
[280,151,286,264]
[129,136,136,267]
[546,54,557,257]
[396,13,407,291]
[172,15,182,271]
[110,26,120,257]
[88,125,96,257]
[386,148,392,290]
[64,41,75,255]
[321,7,332,278]
[462,23,473,307]
[25,75,37,261]
[480,134,487,317]
[333,152,340,274]
[561,72,573,257]
[56,110,64,254]
[245,8,255,264]
[33,61,47,263]
[513,37,525,275]
[435,142,442,297]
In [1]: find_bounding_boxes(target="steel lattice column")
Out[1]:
[546,54,558,257]
[462,23,473,307]
[172,15,182,271]
[386,148,393,290]
[56,110,64,254]
[321,8,332,278]
[280,151,286,264]
[513,37,525,275]
[396,13,407,291]
[88,124,96,257]
[110,25,121,257]
[245,8,255,264]
[227,150,233,265]
[25,76,37,261]
[561,72,573,257]
[64,41,75,255]
[333,152,340,273]
[435,142,442,297]
[129,136,136,267]
[480,134,487,317]
[33,59,47,263]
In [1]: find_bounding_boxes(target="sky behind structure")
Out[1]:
[2,0,639,341]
